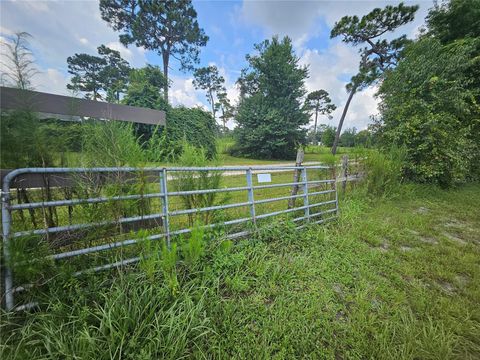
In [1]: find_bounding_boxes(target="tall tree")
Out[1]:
[67,45,130,101]
[217,90,234,133]
[304,90,336,145]
[1,32,37,89]
[99,0,208,102]
[330,2,418,154]
[123,65,169,141]
[67,53,107,100]
[192,65,225,120]
[234,36,309,159]
[97,45,131,102]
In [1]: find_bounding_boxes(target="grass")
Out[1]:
[1,183,479,359]
[216,137,363,165]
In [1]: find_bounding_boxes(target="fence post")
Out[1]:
[1,185,14,311]
[160,168,171,248]
[288,149,304,209]
[301,167,310,222]
[246,168,256,225]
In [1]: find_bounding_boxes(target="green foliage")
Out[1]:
[363,147,405,197]
[99,0,208,101]
[339,127,357,147]
[166,106,217,159]
[67,45,131,101]
[122,65,169,142]
[426,0,480,44]
[171,142,223,225]
[0,111,79,168]
[161,242,180,296]
[378,36,480,187]
[330,2,419,154]
[321,125,337,147]
[193,65,225,120]
[233,36,309,159]
[3,184,480,358]
[304,89,336,145]
[97,45,131,102]
[355,129,372,147]
[181,222,206,267]
[67,53,107,100]
[81,120,145,167]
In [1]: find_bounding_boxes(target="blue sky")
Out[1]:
[0,0,432,130]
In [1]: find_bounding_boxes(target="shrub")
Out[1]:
[166,107,217,159]
[363,147,405,197]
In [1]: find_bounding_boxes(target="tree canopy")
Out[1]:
[67,45,131,101]
[329,2,418,154]
[193,65,225,121]
[233,36,309,159]
[99,0,208,102]
[304,90,336,145]
[376,0,480,187]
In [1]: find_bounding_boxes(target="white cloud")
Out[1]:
[239,0,432,132]
[170,77,207,109]
[240,0,322,47]
[79,37,89,46]
[31,68,70,95]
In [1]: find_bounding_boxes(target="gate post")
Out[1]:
[2,182,14,311]
[246,168,256,225]
[160,168,171,248]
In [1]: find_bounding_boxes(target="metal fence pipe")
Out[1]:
[308,199,337,209]
[252,181,305,190]
[169,201,251,217]
[308,190,336,197]
[1,186,14,311]
[255,205,309,220]
[307,179,335,185]
[296,216,337,229]
[246,169,256,225]
[160,169,171,247]
[309,208,337,218]
[168,186,249,196]
[253,193,305,205]
[8,192,165,210]
[73,256,142,277]
[12,212,165,238]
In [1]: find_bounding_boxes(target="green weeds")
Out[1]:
[1,183,479,359]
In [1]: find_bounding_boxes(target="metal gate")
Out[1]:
[1,165,338,311]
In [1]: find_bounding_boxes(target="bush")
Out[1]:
[0,111,78,168]
[363,147,405,197]
[166,107,217,159]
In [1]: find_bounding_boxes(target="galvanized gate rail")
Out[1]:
[1,165,338,311]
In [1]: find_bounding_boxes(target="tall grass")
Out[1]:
[362,146,406,197]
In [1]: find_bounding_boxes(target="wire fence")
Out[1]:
[1,165,338,311]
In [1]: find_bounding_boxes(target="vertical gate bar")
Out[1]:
[302,167,310,222]
[2,184,14,311]
[160,168,171,248]
[246,168,256,225]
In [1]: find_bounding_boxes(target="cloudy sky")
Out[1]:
[0,0,432,131]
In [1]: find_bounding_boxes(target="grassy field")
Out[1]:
[1,183,479,359]
[216,137,362,165]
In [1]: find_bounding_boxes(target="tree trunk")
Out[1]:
[209,90,216,120]
[313,107,319,146]
[331,87,357,155]
[162,52,169,103]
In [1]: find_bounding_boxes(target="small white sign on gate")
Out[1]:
[257,173,272,183]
